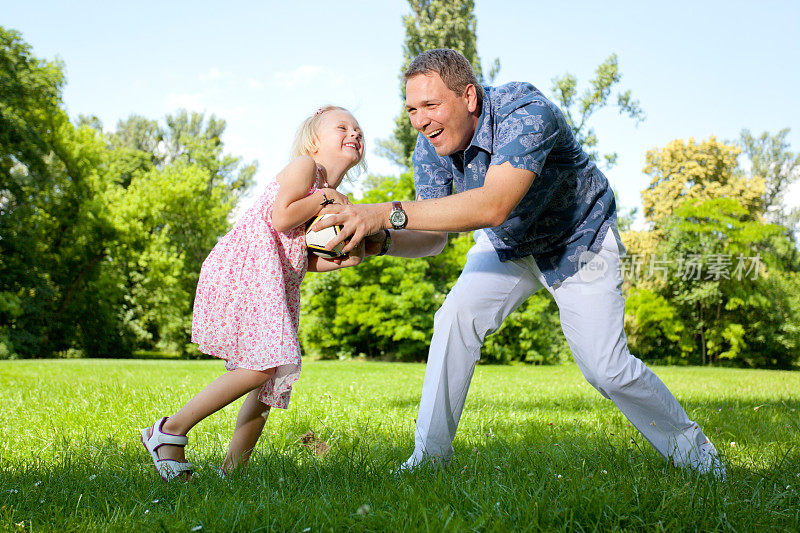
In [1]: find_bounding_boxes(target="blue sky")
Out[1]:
[4,0,800,224]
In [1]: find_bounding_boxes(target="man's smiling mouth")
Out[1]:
[427,128,443,139]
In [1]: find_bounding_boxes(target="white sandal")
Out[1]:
[140,417,194,481]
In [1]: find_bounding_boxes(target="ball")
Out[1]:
[305,214,347,258]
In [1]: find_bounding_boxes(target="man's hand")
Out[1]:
[313,202,390,254]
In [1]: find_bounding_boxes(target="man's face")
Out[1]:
[405,72,478,156]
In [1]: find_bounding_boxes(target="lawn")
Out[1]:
[1,359,798,531]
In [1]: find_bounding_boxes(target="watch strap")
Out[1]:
[377,229,391,256]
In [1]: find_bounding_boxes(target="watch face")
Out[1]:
[390,210,407,228]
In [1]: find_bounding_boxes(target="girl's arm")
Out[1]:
[271,156,329,233]
[307,240,365,272]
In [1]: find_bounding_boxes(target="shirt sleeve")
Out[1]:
[412,134,453,200]
[489,99,560,176]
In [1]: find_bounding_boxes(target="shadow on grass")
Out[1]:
[387,392,800,411]
[383,393,800,472]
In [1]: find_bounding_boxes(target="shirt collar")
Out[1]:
[467,87,494,153]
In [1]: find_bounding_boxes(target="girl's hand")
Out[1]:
[307,239,365,272]
[347,239,365,265]
[320,188,351,205]
[330,239,364,267]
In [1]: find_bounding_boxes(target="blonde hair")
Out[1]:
[290,105,367,179]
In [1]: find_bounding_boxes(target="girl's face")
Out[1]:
[312,110,364,171]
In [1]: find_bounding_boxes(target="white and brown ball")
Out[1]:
[305,214,347,258]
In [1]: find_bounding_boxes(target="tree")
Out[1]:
[622,136,800,368]
[1,27,66,357]
[378,0,499,169]
[641,137,763,223]
[1,27,121,357]
[1,27,255,358]
[739,128,800,230]
[0,27,65,185]
[550,54,644,169]
[106,161,233,353]
[625,137,765,259]
[657,198,787,365]
[624,287,692,364]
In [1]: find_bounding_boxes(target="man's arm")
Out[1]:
[364,228,448,258]
[318,162,536,253]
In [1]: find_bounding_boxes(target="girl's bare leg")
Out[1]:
[152,367,275,463]
[222,389,271,473]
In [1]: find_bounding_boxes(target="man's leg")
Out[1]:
[545,228,724,475]
[406,231,544,466]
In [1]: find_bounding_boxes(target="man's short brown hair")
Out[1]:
[403,48,484,108]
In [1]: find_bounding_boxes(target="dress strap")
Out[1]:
[315,165,328,189]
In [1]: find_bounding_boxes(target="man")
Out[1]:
[319,48,724,477]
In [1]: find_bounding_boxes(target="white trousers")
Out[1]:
[412,228,712,468]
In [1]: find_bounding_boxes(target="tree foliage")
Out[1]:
[641,137,762,224]
[0,26,254,358]
[1,27,114,357]
[550,54,644,169]
[739,128,800,232]
[623,137,800,368]
[655,198,790,366]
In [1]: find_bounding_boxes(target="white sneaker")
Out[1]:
[395,453,449,475]
[693,440,727,480]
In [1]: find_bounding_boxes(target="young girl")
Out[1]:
[141,105,366,481]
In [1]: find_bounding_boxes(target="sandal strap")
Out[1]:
[161,460,193,473]
[156,433,188,447]
[152,417,188,448]
[157,460,194,480]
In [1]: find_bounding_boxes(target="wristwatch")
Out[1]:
[389,201,407,230]
[378,229,391,256]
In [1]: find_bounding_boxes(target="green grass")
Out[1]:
[1,359,798,531]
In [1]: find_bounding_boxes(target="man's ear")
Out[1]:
[463,84,478,114]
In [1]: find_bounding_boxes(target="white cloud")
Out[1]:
[270,65,343,89]
[165,92,249,120]
[199,67,224,81]
[247,77,264,89]
[166,92,207,112]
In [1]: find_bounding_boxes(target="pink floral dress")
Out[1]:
[191,178,315,409]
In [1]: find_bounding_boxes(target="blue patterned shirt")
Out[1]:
[412,81,618,287]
